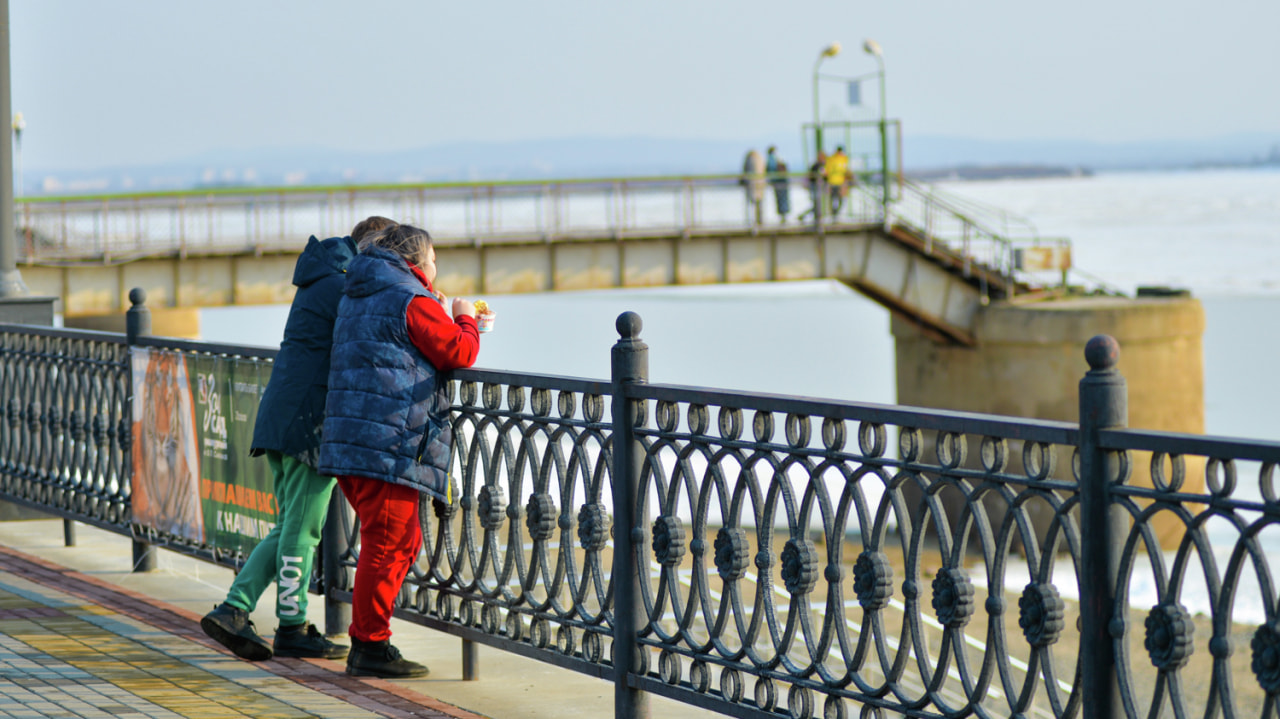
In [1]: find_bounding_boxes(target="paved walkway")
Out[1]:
[0,531,485,719]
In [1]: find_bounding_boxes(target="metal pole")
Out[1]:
[877,57,891,211]
[321,490,352,637]
[611,311,649,719]
[0,0,25,298]
[1078,334,1127,719]
[126,288,156,572]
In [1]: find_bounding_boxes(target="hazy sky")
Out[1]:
[11,0,1279,170]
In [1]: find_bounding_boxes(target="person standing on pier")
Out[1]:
[798,151,827,224]
[741,148,767,225]
[320,224,480,679]
[765,146,790,223]
[201,215,398,662]
[825,145,851,216]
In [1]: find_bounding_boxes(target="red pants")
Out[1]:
[337,475,422,642]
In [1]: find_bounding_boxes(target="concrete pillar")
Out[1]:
[892,294,1204,550]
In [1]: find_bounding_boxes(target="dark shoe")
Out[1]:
[201,603,273,661]
[274,623,349,659]
[346,638,429,678]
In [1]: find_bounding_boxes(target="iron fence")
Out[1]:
[3,305,1279,718]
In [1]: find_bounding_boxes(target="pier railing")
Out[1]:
[5,301,1271,719]
[14,174,1067,296]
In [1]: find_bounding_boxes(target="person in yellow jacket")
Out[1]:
[824,146,851,215]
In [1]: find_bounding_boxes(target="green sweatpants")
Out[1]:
[224,451,336,627]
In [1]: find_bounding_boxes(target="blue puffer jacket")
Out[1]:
[250,235,357,469]
[318,246,453,500]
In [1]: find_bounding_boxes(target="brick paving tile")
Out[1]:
[0,545,485,719]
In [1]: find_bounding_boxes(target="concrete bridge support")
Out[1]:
[892,293,1205,550]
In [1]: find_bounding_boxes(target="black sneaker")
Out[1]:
[345,638,429,678]
[274,623,349,660]
[200,603,273,661]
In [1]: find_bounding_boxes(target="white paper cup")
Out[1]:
[477,311,496,333]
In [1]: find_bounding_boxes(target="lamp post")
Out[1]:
[863,39,891,210]
[12,111,22,198]
[812,42,841,157]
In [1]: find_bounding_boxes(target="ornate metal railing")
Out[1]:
[3,307,1277,718]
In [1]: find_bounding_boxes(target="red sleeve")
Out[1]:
[406,295,480,371]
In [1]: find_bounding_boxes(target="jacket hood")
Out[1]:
[293,235,358,288]
[343,246,424,299]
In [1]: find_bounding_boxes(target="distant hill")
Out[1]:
[26,132,1280,196]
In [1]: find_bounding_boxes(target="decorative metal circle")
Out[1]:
[459,600,476,627]
[980,436,1008,473]
[459,381,477,406]
[557,390,576,419]
[718,407,743,440]
[506,611,524,641]
[477,484,507,531]
[442,377,456,403]
[932,567,976,629]
[1110,449,1133,485]
[822,418,846,451]
[526,493,558,541]
[1150,452,1186,493]
[507,385,526,413]
[652,516,687,566]
[687,404,709,435]
[531,388,552,417]
[1071,447,1082,483]
[753,411,774,443]
[631,399,648,429]
[482,382,502,410]
[785,414,811,448]
[720,668,744,703]
[556,625,575,656]
[481,605,499,634]
[1206,457,1237,497]
[531,618,550,649]
[435,592,455,622]
[787,685,813,719]
[656,400,679,432]
[1145,603,1195,670]
[415,587,431,613]
[1018,583,1065,647]
[853,551,894,611]
[689,660,710,692]
[577,503,612,551]
[659,650,681,685]
[1264,464,1279,504]
[859,705,884,719]
[1252,623,1280,693]
[781,538,820,595]
[1021,441,1057,480]
[583,394,604,423]
[856,422,884,457]
[715,527,750,582]
[823,695,847,719]
[754,677,777,712]
[936,431,968,469]
[899,428,922,462]
[583,631,603,663]
[634,646,650,675]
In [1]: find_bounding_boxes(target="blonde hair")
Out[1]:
[359,224,433,269]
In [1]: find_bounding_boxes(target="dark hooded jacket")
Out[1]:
[318,246,453,500]
[249,235,357,468]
